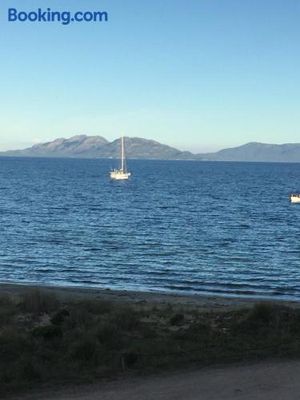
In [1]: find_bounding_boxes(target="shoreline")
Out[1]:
[1,282,300,311]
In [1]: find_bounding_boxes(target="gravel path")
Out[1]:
[11,360,300,400]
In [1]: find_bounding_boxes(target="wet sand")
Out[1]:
[1,282,299,312]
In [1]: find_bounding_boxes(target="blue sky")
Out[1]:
[0,0,299,152]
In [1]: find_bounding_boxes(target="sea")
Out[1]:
[1,157,300,300]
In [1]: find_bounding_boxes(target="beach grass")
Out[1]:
[1,288,300,396]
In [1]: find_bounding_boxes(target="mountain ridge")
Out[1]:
[1,135,300,162]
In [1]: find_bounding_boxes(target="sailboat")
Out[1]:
[110,136,131,180]
[290,193,300,203]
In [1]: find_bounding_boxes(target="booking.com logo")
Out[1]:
[8,8,109,25]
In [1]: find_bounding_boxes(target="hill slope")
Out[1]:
[201,142,300,162]
[1,136,300,162]
[0,135,193,160]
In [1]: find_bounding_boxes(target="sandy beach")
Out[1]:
[1,282,299,312]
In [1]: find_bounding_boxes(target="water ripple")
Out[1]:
[1,157,300,300]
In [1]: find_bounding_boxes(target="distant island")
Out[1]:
[1,135,300,162]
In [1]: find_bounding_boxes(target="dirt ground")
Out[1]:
[10,360,300,400]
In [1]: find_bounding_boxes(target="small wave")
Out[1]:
[35,269,54,273]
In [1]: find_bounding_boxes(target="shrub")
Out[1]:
[234,303,298,337]
[248,303,274,324]
[96,321,122,349]
[31,325,62,340]
[0,296,16,325]
[19,290,59,314]
[0,328,30,363]
[50,309,70,325]
[170,313,185,326]
[68,336,99,365]
[112,308,140,331]
[122,351,139,368]
[74,299,113,315]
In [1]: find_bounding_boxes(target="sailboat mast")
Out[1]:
[121,136,124,171]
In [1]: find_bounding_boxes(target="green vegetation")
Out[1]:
[1,291,300,396]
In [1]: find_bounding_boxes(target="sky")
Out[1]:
[0,0,299,153]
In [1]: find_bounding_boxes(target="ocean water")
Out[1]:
[0,157,300,300]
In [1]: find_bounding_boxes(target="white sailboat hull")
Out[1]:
[290,194,300,203]
[110,170,131,180]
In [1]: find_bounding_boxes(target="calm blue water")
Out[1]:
[1,157,300,300]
